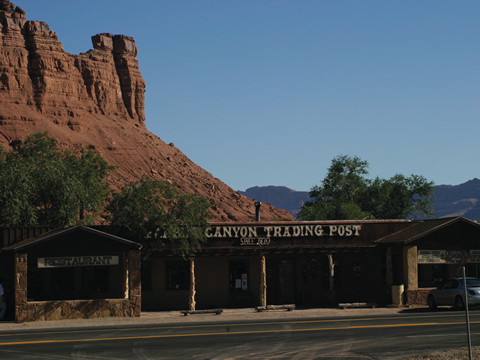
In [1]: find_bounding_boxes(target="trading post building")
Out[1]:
[2,217,480,322]
[142,217,480,312]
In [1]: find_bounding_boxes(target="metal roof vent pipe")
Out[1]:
[254,201,262,222]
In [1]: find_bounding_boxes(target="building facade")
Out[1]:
[2,217,480,322]
[0,226,142,322]
[142,217,480,311]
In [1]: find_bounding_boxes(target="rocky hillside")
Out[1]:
[0,1,293,222]
[241,179,480,220]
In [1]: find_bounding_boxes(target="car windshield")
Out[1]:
[463,279,480,287]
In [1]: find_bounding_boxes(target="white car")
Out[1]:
[428,278,480,310]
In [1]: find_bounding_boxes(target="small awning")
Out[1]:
[1,225,142,252]
[375,217,480,245]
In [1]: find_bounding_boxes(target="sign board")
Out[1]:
[418,250,446,263]
[207,224,362,239]
[240,238,271,246]
[38,256,119,268]
[207,224,362,247]
[418,250,480,264]
[470,250,480,263]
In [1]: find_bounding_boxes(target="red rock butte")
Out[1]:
[0,1,294,222]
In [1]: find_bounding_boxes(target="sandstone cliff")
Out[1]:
[0,1,294,222]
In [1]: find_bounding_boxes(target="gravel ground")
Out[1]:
[403,347,479,359]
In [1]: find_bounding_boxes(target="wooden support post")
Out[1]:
[260,254,267,308]
[328,253,335,306]
[189,257,196,311]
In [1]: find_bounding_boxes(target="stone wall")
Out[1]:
[405,288,435,306]
[26,299,136,321]
[128,250,142,317]
[14,253,28,323]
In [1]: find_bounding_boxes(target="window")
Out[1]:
[51,267,75,293]
[418,264,448,287]
[27,256,124,301]
[443,279,458,290]
[230,260,249,291]
[81,266,109,294]
[466,263,480,279]
[166,261,190,290]
[465,278,480,287]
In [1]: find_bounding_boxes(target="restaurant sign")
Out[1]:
[418,250,480,264]
[38,256,119,268]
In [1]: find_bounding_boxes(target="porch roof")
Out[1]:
[375,217,480,245]
[1,225,142,252]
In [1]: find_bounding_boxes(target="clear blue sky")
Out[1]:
[19,0,479,191]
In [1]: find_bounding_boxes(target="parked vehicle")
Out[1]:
[428,278,480,310]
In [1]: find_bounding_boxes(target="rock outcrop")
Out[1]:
[0,1,294,222]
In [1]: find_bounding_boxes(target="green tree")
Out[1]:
[298,155,435,220]
[106,176,213,258]
[0,132,113,226]
[366,174,435,219]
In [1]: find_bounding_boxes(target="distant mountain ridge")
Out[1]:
[239,178,480,220]
[238,186,310,218]
[434,178,480,219]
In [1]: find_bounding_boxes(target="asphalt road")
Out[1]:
[1,310,479,359]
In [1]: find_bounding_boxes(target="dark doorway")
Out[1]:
[278,260,296,304]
